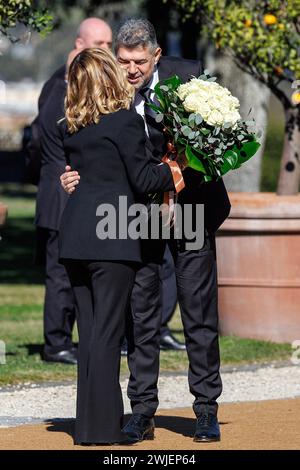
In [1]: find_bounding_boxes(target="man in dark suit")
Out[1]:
[32,18,112,364]
[61,18,230,442]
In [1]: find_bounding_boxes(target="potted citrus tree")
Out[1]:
[173,0,300,342]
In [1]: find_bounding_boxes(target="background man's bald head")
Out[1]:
[75,18,112,50]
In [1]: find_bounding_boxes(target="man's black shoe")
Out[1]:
[160,333,186,351]
[122,414,155,442]
[43,348,77,365]
[193,412,221,442]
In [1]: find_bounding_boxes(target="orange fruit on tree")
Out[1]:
[264,14,277,25]
[274,65,283,76]
[291,91,300,105]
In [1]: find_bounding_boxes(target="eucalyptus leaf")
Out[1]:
[155,114,164,123]
[181,125,192,136]
[173,112,181,123]
[195,114,203,125]
[223,122,232,129]
[160,85,169,92]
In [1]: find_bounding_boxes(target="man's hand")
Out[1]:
[60,165,80,194]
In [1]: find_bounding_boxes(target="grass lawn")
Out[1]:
[0,184,292,386]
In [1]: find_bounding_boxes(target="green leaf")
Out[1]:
[185,145,206,173]
[200,128,210,136]
[153,83,167,110]
[163,75,183,90]
[147,102,163,113]
[220,149,239,175]
[235,140,261,167]
[204,175,213,182]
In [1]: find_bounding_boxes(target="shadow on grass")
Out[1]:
[25,343,44,357]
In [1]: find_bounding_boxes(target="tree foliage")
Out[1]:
[173,0,300,110]
[172,0,300,194]
[0,0,53,39]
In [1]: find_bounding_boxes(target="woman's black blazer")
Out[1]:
[59,109,174,263]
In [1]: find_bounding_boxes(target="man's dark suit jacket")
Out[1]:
[58,110,175,262]
[35,76,69,231]
[26,66,66,187]
[152,56,231,233]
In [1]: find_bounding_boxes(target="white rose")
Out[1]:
[183,94,201,112]
[177,78,241,127]
[207,109,224,126]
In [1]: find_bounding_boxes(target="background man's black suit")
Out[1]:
[33,67,77,358]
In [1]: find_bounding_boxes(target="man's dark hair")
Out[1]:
[115,18,158,53]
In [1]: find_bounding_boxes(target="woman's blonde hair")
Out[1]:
[65,48,134,133]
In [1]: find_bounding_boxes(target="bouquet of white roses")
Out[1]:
[150,72,260,181]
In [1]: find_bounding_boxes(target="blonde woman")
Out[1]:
[58,48,181,445]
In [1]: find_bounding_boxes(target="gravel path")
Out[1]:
[1,362,300,428]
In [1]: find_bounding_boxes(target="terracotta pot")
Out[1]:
[0,202,7,226]
[216,192,300,343]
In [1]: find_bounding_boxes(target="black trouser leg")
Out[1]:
[43,229,76,355]
[169,234,222,416]
[126,261,162,418]
[66,260,136,444]
[160,245,177,338]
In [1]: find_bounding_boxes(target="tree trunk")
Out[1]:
[277,108,300,195]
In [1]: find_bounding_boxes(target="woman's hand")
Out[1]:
[60,165,80,194]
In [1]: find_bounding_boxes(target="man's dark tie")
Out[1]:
[139,87,166,152]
